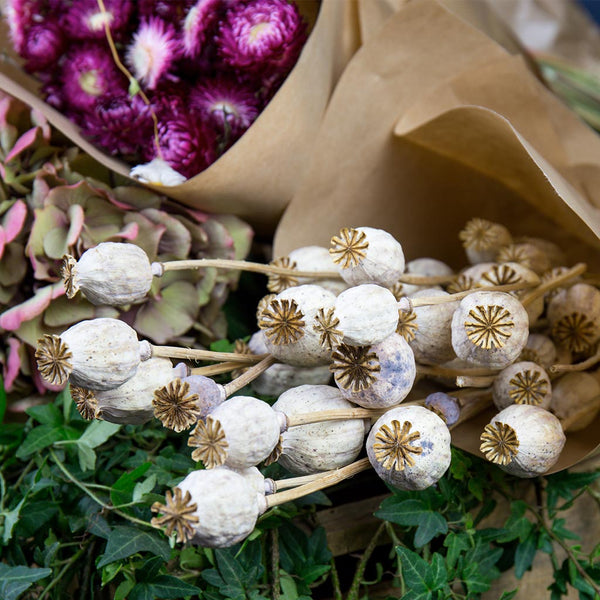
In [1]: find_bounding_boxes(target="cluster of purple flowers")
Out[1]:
[6,0,307,178]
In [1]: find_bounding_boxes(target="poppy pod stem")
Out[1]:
[521,263,587,308]
[223,355,278,396]
[456,375,496,388]
[149,344,267,363]
[416,364,499,378]
[549,346,600,374]
[190,362,243,377]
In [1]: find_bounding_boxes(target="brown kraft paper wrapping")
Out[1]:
[274,0,600,472]
[0,0,360,234]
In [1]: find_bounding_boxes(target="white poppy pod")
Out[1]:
[459,218,512,264]
[329,227,405,287]
[259,285,336,367]
[409,289,458,365]
[247,331,331,396]
[547,284,600,354]
[367,405,451,490]
[36,318,147,390]
[451,291,529,369]
[496,242,553,275]
[273,385,366,474]
[335,284,399,346]
[332,333,416,408]
[175,468,265,547]
[188,396,283,470]
[130,157,187,186]
[550,372,600,432]
[492,361,552,411]
[519,333,557,369]
[288,246,349,295]
[64,242,155,305]
[227,466,269,495]
[399,258,453,297]
[480,405,565,477]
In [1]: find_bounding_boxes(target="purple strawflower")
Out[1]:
[41,76,65,111]
[182,0,222,58]
[425,392,461,426]
[60,43,127,111]
[5,0,42,53]
[61,0,133,40]
[126,18,180,90]
[189,76,260,136]
[144,111,216,178]
[216,0,307,73]
[21,19,65,73]
[138,0,195,23]
[80,93,153,157]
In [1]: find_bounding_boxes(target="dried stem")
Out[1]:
[271,472,328,491]
[398,273,456,285]
[416,364,499,378]
[453,391,493,424]
[456,375,496,388]
[520,263,587,307]
[223,355,277,396]
[190,362,242,377]
[549,346,600,374]
[149,344,266,364]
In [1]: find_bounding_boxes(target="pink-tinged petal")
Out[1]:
[116,221,139,241]
[0,163,5,179]
[31,108,51,140]
[0,282,64,331]
[3,199,28,243]
[184,207,210,223]
[5,127,40,162]
[66,203,85,246]
[0,96,11,128]
[32,358,66,393]
[0,228,5,261]
[4,337,22,391]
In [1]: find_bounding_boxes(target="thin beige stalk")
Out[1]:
[271,472,328,491]
[223,355,277,396]
[456,375,496,388]
[453,391,493,425]
[520,263,587,307]
[549,346,600,374]
[398,274,456,285]
[149,344,266,364]
[190,362,242,377]
[417,364,499,378]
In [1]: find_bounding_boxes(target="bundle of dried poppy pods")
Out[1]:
[36,218,600,547]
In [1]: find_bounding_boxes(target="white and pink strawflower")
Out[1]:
[61,0,133,40]
[182,0,222,58]
[5,0,41,54]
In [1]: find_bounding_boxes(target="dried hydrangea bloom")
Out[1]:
[492,361,552,410]
[367,405,451,490]
[459,218,512,264]
[550,372,600,432]
[480,404,565,477]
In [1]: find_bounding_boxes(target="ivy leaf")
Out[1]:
[496,501,533,543]
[79,421,121,448]
[395,546,433,600]
[133,475,157,503]
[499,590,518,600]
[77,442,97,472]
[375,498,447,547]
[551,518,580,541]
[443,532,470,575]
[515,530,538,578]
[129,577,202,600]
[279,524,331,587]
[16,424,78,458]
[111,462,153,506]
[1,496,26,544]
[25,403,63,426]
[545,472,600,514]
[0,565,52,600]
[97,526,171,568]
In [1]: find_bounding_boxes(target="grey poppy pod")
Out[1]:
[367,405,451,490]
[400,258,454,297]
[183,375,227,418]
[459,218,512,264]
[36,318,147,390]
[259,285,336,367]
[288,246,349,295]
[188,396,283,470]
[63,242,155,305]
[496,242,553,275]
[480,404,565,478]
[519,333,557,369]
[332,333,416,408]
[174,468,265,548]
[272,385,366,475]
[335,284,399,346]
[247,332,331,397]
[492,361,552,411]
[329,227,405,287]
[451,291,529,369]
[547,283,600,354]
[409,289,458,365]
[550,372,600,432]
[424,392,461,426]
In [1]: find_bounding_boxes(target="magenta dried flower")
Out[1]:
[61,0,133,40]
[126,18,180,90]
[182,0,222,58]
[21,19,65,73]
[5,0,42,54]
[139,0,196,23]
[216,0,307,73]
[60,43,127,111]
[190,76,260,137]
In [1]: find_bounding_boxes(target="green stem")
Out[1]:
[271,529,281,600]
[12,458,35,491]
[346,522,386,600]
[39,542,89,600]
[330,558,343,600]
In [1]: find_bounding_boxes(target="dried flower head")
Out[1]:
[459,218,505,251]
[496,244,528,266]
[330,344,380,392]
[464,305,515,350]
[508,370,549,406]
[267,257,298,293]
[313,307,343,351]
[256,294,277,322]
[62,254,78,299]
[329,227,369,269]
[480,422,519,465]
[480,265,521,287]
[151,487,199,543]
[373,420,423,471]
[264,435,283,466]
[390,282,405,300]
[231,339,253,379]
[552,313,596,353]
[70,385,98,420]
[447,274,475,294]
[188,416,228,468]
[258,298,305,345]
[396,309,418,342]
[35,334,73,386]
[153,379,201,432]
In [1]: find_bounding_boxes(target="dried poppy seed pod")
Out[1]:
[151,468,265,547]
[259,285,336,367]
[366,405,451,490]
[334,284,399,346]
[409,289,458,365]
[550,372,600,432]
[496,242,553,275]
[424,392,460,426]
[459,218,512,264]
[330,226,405,287]
[492,361,552,411]
[188,396,283,469]
[480,404,565,477]
[63,242,156,305]
[227,466,270,495]
[35,318,149,390]
[398,258,453,297]
[72,359,186,424]
[247,332,330,396]
[287,246,349,295]
[519,333,558,369]
[332,333,416,408]
[272,385,366,475]
[547,283,600,354]
[451,291,529,369]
